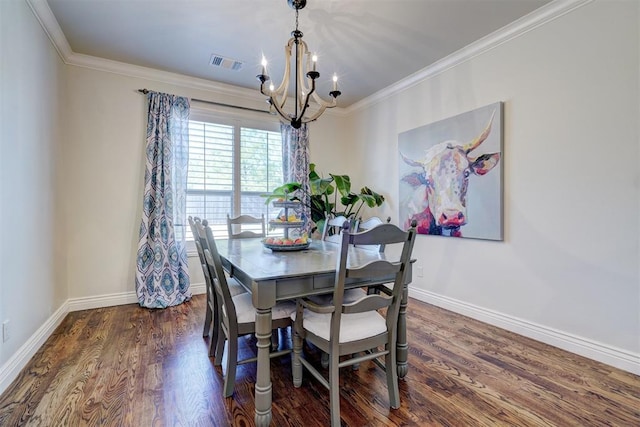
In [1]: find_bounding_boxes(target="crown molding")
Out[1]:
[26,0,73,60]
[344,0,593,115]
[69,52,261,102]
[26,0,348,117]
[28,0,589,118]
[67,52,349,117]
[68,51,349,116]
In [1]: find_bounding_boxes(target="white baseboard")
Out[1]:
[66,282,207,312]
[0,282,206,396]
[408,287,640,376]
[0,301,69,395]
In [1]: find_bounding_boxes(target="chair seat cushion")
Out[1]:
[307,287,367,306]
[233,293,296,324]
[293,307,387,343]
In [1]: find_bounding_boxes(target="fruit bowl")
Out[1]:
[262,238,311,252]
[269,219,304,227]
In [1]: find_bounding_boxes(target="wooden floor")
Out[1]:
[0,295,638,426]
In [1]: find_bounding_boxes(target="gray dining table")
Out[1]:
[216,237,412,427]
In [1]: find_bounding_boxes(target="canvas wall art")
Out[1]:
[398,102,503,241]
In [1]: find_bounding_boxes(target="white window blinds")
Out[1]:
[186,119,283,238]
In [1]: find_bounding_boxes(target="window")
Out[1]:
[186,113,283,239]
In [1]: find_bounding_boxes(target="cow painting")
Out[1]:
[399,105,502,240]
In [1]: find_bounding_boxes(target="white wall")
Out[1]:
[0,0,67,367]
[347,0,639,371]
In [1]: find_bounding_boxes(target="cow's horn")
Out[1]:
[400,151,423,167]
[464,110,495,153]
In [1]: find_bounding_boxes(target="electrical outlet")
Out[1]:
[417,266,424,277]
[2,320,10,342]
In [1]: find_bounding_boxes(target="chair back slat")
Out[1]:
[355,216,384,231]
[227,214,266,239]
[342,294,392,314]
[188,216,207,265]
[344,259,402,279]
[322,215,350,243]
[355,216,391,252]
[350,223,408,246]
[194,239,212,282]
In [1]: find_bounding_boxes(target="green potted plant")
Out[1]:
[264,164,385,235]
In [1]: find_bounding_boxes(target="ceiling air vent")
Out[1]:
[209,54,244,71]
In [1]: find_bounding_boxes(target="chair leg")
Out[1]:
[292,327,303,388]
[321,351,329,369]
[385,342,400,409]
[208,328,217,359]
[223,336,238,398]
[209,304,220,355]
[213,327,225,364]
[213,303,225,363]
[271,329,279,351]
[329,351,341,427]
[203,302,212,338]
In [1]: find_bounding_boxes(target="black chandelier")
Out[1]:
[257,0,341,129]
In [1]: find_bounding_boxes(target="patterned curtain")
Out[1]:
[135,92,191,308]
[281,123,311,234]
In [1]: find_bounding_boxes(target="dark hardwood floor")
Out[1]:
[0,294,638,426]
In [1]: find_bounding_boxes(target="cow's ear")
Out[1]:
[469,153,500,176]
[402,172,428,186]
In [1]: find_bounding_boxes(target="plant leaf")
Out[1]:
[331,174,351,197]
[340,193,359,206]
[310,177,334,196]
[360,187,385,207]
[359,194,378,208]
[262,182,301,204]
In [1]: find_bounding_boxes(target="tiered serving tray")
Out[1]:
[264,200,309,251]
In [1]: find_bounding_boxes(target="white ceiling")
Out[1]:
[45,0,551,107]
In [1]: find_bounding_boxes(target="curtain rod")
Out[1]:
[137,89,271,115]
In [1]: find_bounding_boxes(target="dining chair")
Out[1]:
[188,216,216,338]
[355,216,388,251]
[203,222,296,398]
[356,216,391,239]
[321,214,349,243]
[227,213,283,350]
[188,217,247,354]
[316,215,367,305]
[226,213,266,239]
[357,216,394,295]
[291,221,417,427]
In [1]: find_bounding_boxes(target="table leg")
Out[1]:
[254,306,273,427]
[396,286,409,379]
